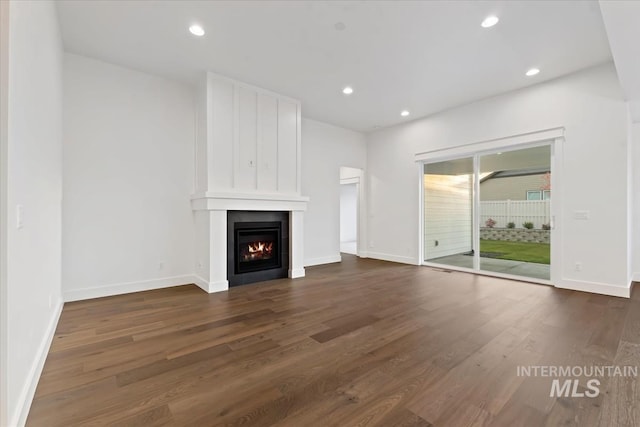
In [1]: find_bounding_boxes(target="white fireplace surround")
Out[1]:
[192,72,309,293]
[191,192,308,293]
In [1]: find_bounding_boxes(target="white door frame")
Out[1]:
[416,127,564,286]
[340,176,360,256]
[339,166,366,258]
[1,0,10,424]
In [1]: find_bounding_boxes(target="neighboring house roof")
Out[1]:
[480,167,550,184]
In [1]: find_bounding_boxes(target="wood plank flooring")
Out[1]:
[27,255,640,426]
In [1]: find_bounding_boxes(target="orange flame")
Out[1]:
[244,241,273,260]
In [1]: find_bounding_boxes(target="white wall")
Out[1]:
[340,183,358,243]
[62,54,196,301]
[6,1,63,425]
[301,118,366,266]
[367,63,631,294]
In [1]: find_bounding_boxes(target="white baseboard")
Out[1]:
[191,274,209,292]
[304,255,342,267]
[12,299,63,427]
[192,275,229,293]
[555,278,631,298]
[633,272,640,283]
[63,274,196,302]
[289,268,306,278]
[366,251,420,266]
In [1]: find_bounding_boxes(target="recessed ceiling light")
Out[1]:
[189,24,205,37]
[342,86,353,95]
[400,110,410,117]
[526,68,540,77]
[481,16,499,28]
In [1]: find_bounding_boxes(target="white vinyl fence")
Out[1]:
[480,200,550,229]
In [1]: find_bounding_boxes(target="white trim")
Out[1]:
[339,167,366,258]
[367,252,420,265]
[63,275,196,302]
[191,191,309,202]
[192,275,229,294]
[473,155,480,270]
[417,129,563,290]
[12,300,63,427]
[555,279,631,299]
[422,262,552,287]
[289,268,306,278]
[414,127,565,162]
[629,100,640,124]
[0,1,9,424]
[296,103,302,195]
[416,163,424,267]
[191,274,209,291]
[304,255,342,267]
[191,192,308,212]
[549,137,564,291]
[340,177,359,185]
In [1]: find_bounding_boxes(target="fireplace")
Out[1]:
[227,211,289,287]
[235,223,280,274]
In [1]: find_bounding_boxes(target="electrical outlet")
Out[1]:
[158,261,165,271]
[575,262,582,272]
[197,261,203,270]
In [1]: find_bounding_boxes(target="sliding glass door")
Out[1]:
[423,145,551,282]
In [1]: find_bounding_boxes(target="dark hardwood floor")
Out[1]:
[27,255,640,426]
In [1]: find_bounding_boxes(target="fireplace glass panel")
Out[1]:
[235,225,281,274]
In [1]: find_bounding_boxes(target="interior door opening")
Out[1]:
[340,166,361,256]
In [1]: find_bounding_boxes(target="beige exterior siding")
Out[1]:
[480,174,548,201]
[424,174,473,259]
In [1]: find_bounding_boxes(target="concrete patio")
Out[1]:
[426,253,550,280]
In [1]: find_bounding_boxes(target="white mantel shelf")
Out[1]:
[191,192,309,211]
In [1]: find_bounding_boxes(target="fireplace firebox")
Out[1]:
[235,223,281,274]
[227,211,289,287]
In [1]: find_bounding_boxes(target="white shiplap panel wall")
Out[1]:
[209,78,234,190]
[257,93,278,192]
[277,99,298,194]
[196,72,302,196]
[424,174,473,260]
[236,86,257,190]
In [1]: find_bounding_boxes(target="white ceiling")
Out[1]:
[56,0,613,132]
[599,1,640,121]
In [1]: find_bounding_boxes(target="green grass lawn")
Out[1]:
[480,239,550,264]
